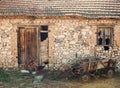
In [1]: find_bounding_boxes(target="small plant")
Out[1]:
[44,70,61,80]
[44,69,73,80]
[0,68,11,82]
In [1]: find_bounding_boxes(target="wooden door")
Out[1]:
[18,27,39,69]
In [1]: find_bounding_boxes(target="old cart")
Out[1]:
[71,58,116,82]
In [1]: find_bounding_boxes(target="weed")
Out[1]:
[0,68,11,82]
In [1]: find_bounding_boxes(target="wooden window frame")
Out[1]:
[40,25,49,41]
[97,26,114,47]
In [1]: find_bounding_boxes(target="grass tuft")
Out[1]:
[0,68,11,82]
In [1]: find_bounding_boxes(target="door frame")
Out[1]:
[39,25,49,66]
[17,25,40,68]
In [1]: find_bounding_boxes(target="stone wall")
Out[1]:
[52,19,95,70]
[0,16,120,70]
[50,19,120,70]
[0,19,18,68]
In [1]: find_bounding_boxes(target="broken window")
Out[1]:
[40,25,48,41]
[40,33,48,41]
[41,25,48,31]
[97,27,113,50]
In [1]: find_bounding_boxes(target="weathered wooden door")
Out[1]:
[18,27,39,68]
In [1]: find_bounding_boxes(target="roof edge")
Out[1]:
[0,14,120,20]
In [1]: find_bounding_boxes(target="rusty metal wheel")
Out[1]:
[107,69,114,78]
[81,74,90,82]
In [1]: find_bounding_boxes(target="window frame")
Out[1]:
[40,25,48,42]
[97,26,114,47]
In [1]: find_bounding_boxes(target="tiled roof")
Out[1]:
[0,0,120,18]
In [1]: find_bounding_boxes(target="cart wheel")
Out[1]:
[107,69,114,78]
[81,74,90,82]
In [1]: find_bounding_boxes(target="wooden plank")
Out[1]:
[18,27,40,70]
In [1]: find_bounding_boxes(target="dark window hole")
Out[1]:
[41,33,48,41]
[98,37,102,45]
[105,38,110,45]
[104,46,109,50]
[41,26,48,31]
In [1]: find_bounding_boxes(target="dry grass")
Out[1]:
[80,79,118,88]
[33,77,120,88]
[37,71,120,88]
[0,69,119,88]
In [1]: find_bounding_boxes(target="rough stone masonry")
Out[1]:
[0,16,120,70]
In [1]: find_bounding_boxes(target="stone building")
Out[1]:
[0,0,120,70]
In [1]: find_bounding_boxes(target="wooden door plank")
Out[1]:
[18,27,40,70]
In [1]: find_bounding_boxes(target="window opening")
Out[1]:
[97,27,113,50]
[41,25,48,31]
[40,25,48,41]
[41,32,48,41]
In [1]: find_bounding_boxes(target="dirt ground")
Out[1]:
[3,77,120,88]
[0,69,120,88]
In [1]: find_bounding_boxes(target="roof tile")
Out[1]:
[0,0,120,18]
